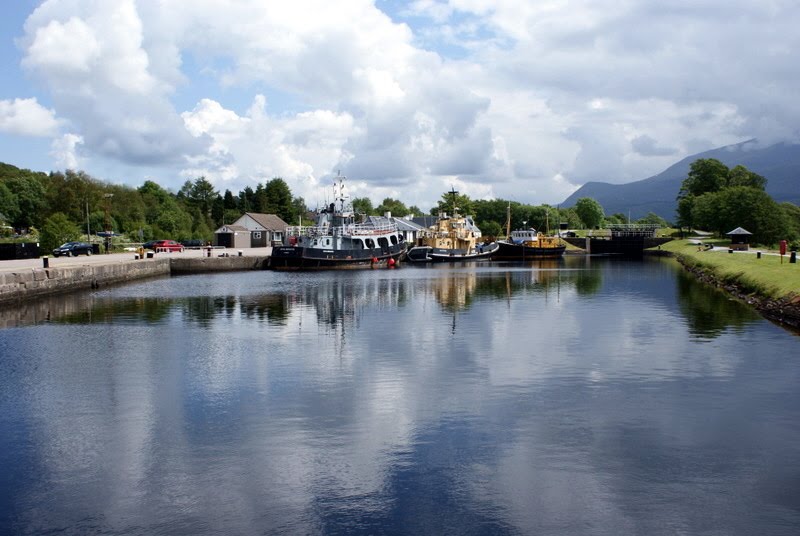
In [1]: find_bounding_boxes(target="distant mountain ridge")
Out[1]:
[560,141,800,221]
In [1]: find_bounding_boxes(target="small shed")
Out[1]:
[214,213,289,248]
[726,227,752,251]
[214,224,250,249]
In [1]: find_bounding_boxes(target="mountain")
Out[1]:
[560,141,800,221]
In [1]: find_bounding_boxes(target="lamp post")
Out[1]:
[103,193,113,253]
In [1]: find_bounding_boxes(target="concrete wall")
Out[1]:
[170,256,269,274]
[0,258,171,305]
[0,255,271,306]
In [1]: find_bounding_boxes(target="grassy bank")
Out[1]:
[656,239,800,299]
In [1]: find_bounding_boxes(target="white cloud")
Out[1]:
[0,98,60,137]
[50,133,84,170]
[180,96,355,200]
[11,0,800,209]
[21,0,206,167]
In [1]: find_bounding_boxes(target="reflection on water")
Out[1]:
[1,257,799,535]
[675,269,761,339]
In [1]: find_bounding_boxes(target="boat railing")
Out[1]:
[286,222,397,237]
[348,222,398,236]
[286,225,330,238]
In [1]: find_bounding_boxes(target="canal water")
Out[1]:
[1,257,799,535]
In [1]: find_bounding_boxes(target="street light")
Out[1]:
[103,193,113,253]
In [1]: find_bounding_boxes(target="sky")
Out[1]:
[1,0,798,211]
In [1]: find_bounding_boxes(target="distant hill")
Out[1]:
[560,141,800,221]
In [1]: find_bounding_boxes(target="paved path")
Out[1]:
[0,247,272,273]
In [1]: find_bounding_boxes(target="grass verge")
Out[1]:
[656,239,800,299]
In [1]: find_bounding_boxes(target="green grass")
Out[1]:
[656,239,800,299]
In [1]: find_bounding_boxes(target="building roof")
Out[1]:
[245,213,289,230]
[412,216,438,229]
[392,217,426,232]
[726,227,753,235]
[215,224,248,233]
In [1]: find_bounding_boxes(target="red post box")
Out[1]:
[780,240,787,256]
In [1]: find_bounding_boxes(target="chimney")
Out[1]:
[384,211,392,219]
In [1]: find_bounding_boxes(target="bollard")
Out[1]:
[207,247,212,258]
[791,250,797,264]
[729,249,733,254]
[238,250,243,256]
[757,251,761,259]
[147,252,154,259]
[42,257,49,268]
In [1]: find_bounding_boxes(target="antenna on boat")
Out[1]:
[449,186,459,216]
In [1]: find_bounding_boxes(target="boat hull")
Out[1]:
[492,240,566,260]
[269,244,406,270]
[407,242,499,263]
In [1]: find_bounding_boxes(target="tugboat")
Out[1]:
[269,176,407,270]
[492,204,566,260]
[406,188,499,262]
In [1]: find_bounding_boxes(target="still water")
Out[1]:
[1,257,799,535]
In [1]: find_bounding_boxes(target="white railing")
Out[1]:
[286,222,397,238]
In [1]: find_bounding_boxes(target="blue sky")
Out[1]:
[1,1,798,210]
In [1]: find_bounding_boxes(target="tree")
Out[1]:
[223,189,238,210]
[352,197,374,216]
[574,197,605,229]
[239,186,255,212]
[480,220,503,238]
[780,202,800,243]
[676,159,770,231]
[376,197,409,217]
[556,207,583,229]
[185,176,219,219]
[263,178,294,222]
[40,212,80,251]
[692,186,785,244]
[727,165,767,190]
[675,196,695,230]
[679,158,730,199]
[291,196,307,225]
[0,182,19,227]
[434,189,474,217]
[45,170,106,226]
[473,199,510,231]
[4,173,46,229]
[637,212,668,227]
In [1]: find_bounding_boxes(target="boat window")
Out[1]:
[378,237,389,248]
[365,238,375,248]
[390,235,398,245]
[353,239,364,249]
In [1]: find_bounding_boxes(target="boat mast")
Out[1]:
[505,202,511,238]
[449,186,459,217]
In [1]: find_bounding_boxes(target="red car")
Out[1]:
[149,240,184,252]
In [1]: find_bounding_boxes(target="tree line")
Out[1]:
[2,161,655,249]
[676,158,800,246]
[7,157,792,251]
[0,163,305,249]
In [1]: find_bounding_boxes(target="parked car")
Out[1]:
[181,239,205,248]
[150,240,184,252]
[142,240,159,250]
[52,241,94,257]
